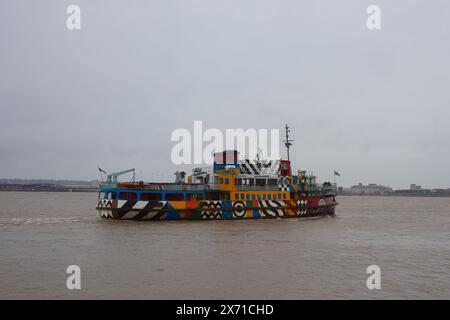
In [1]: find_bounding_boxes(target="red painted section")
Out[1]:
[214,150,238,165]
[280,160,291,176]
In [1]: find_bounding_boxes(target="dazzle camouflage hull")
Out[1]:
[97,197,337,220]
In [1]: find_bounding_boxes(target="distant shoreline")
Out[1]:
[338,194,450,198]
[1,190,449,198]
[0,179,99,193]
[0,189,98,193]
[1,179,449,197]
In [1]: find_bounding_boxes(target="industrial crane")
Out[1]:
[106,168,135,184]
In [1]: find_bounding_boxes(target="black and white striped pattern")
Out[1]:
[296,199,308,215]
[258,200,285,217]
[116,200,167,220]
[201,201,222,219]
[98,199,113,218]
[239,159,280,175]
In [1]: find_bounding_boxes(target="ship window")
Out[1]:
[166,193,184,201]
[235,193,239,200]
[119,192,137,200]
[268,179,277,186]
[256,179,266,186]
[141,193,162,201]
[257,194,261,200]
[283,193,287,199]
[219,192,229,200]
[240,193,245,200]
[206,192,219,200]
[105,192,116,199]
[246,194,250,200]
[263,194,266,200]
[220,178,224,184]
[268,194,271,200]
[225,178,229,184]
[187,193,203,201]
[278,193,282,200]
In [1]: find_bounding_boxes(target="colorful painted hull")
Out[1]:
[96,196,337,221]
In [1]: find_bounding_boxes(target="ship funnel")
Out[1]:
[213,150,239,171]
[174,171,186,183]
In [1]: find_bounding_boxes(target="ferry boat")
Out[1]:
[96,126,338,220]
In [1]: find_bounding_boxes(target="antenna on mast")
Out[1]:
[256,148,262,162]
[283,124,294,161]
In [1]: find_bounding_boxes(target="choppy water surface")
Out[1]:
[0,192,448,299]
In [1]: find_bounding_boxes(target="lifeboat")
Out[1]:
[118,181,149,188]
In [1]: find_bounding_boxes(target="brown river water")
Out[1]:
[0,192,448,299]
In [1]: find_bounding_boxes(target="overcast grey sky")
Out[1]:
[1,0,449,189]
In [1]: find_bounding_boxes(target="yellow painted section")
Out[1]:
[216,173,234,191]
[169,201,186,210]
[230,191,290,201]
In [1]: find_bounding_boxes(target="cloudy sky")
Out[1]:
[1,0,449,189]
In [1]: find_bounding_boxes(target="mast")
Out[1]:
[283,124,294,161]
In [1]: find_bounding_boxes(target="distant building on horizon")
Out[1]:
[395,183,430,196]
[337,182,450,197]
[349,183,393,195]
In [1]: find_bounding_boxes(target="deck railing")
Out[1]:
[235,185,279,191]
[143,184,207,191]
